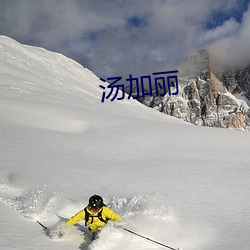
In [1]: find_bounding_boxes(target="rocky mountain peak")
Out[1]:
[179,48,210,77]
[134,48,250,130]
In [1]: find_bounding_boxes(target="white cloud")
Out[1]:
[201,18,240,45]
[209,4,250,68]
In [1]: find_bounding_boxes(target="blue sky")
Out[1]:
[0,0,249,79]
[205,0,249,28]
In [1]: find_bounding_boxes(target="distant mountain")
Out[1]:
[216,66,250,101]
[129,49,250,130]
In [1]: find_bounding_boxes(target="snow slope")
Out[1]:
[0,35,250,250]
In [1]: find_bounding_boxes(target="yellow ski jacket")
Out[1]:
[67,206,121,233]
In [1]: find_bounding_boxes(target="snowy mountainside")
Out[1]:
[0,36,250,250]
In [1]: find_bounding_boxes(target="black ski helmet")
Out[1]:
[89,195,104,210]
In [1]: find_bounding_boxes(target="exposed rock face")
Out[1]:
[217,66,250,100]
[130,49,250,130]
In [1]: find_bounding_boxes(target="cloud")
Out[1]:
[200,18,240,45]
[0,0,249,79]
[209,3,250,68]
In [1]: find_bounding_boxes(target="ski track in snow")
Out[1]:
[0,99,91,134]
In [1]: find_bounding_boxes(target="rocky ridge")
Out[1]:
[129,49,250,130]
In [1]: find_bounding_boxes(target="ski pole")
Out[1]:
[122,227,180,250]
[37,220,48,231]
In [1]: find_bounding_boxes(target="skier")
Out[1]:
[66,194,121,239]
